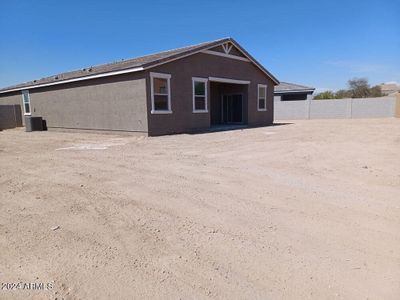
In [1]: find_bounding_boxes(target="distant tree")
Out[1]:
[313,91,335,100]
[369,85,384,97]
[335,89,352,99]
[313,79,385,100]
[348,78,370,98]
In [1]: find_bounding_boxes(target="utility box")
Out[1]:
[25,116,43,132]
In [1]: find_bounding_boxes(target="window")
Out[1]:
[150,72,171,114]
[22,90,31,115]
[257,84,267,111]
[192,78,208,112]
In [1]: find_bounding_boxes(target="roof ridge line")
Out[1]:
[0,38,232,91]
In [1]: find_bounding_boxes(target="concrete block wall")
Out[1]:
[351,98,396,118]
[275,96,397,120]
[310,99,348,119]
[274,100,309,120]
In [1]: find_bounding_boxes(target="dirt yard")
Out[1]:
[0,119,399,300]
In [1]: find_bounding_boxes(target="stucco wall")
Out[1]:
[0,92,26,125]
[0,50,276,136]
[0,92,21,105]
[0,73,148,132]
[145,52,275,136]
[0,105,23,129]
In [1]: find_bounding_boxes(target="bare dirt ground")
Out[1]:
[0,118,399,300]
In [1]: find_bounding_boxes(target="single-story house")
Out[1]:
[379,82,400,96]
[0,38,279,136]
[274,82,315,101]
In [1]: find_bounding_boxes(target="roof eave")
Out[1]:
[227,38,280,85]
[0,67,145,94]
[274,89,315,94]
[0,37,280,94]
[0,38,233,95]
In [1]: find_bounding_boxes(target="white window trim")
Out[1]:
[21,90,31,115]
[192,77,208,113]
[257,84,267,111]
[150,72,172,114]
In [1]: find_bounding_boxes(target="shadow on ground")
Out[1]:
[186,122,294,135]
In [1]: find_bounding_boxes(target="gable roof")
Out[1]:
[274,82,315,93]
[0,38,279,94]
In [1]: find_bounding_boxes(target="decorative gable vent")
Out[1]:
[222,43,233,54]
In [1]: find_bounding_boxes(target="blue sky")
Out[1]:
[1,0,399,92]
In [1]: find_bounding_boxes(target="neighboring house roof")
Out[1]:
[274,82,315,94]
[0,37,279,94]
[379,83,400,95]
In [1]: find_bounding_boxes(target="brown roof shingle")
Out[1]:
[274,82,315,93]
[0,37,279,93]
